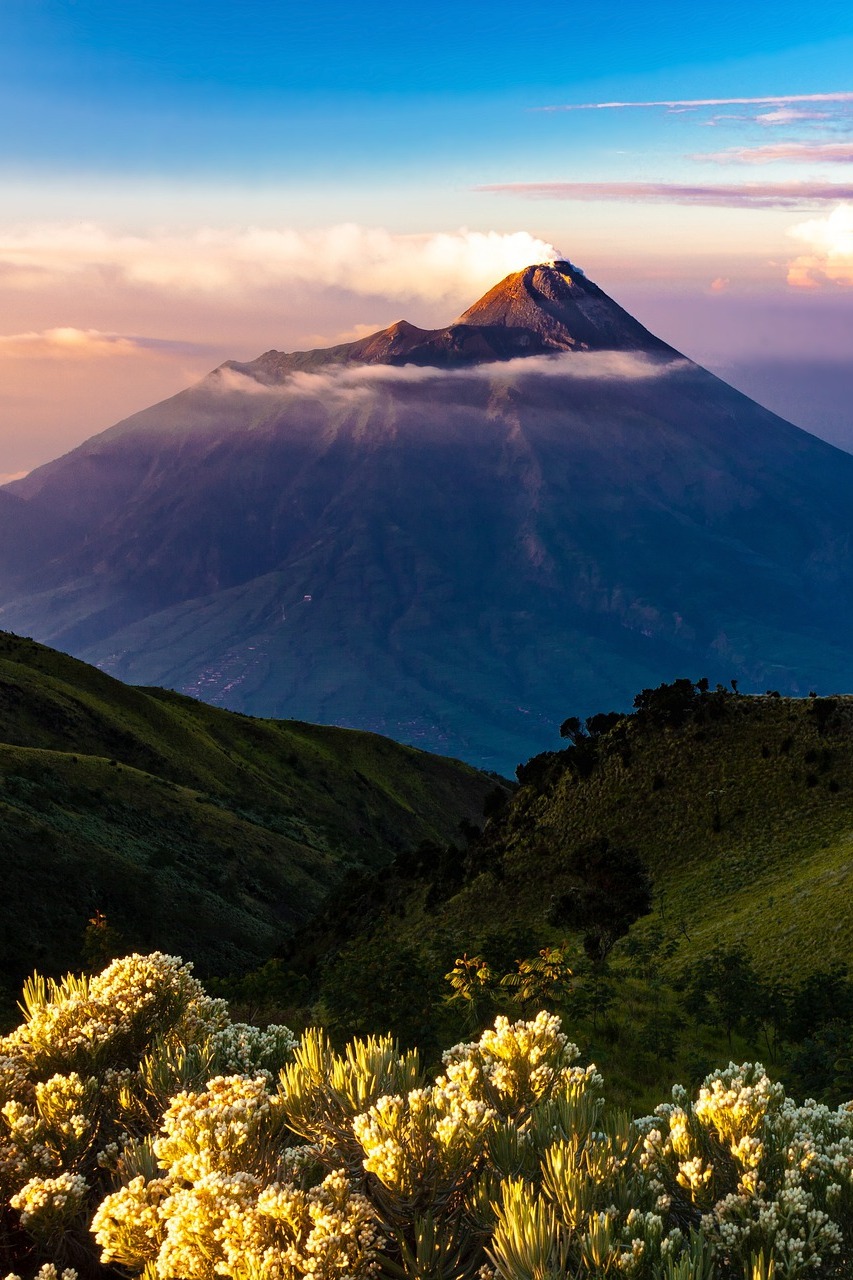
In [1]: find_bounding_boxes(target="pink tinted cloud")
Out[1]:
[474,181,853,208]
[0,324,219,474]
[756,108,831,125]
[698,143,853,164]
[0,327,212,359]
[0,328,149,359]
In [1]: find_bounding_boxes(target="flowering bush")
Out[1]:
[353,1084,495,1201]
[441,1011,601,1118]
[0,954,296,1278]
[92,1079,380,1280]
[3,956,853,1280]
[640,1062,853,1277]
[4,953,229,1077]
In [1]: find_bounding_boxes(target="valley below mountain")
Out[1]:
[4,636,853,1109]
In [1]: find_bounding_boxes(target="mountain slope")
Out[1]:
[287,684,853,1106]
[434,686,853,980]
[3,262,853,769]
[0,632,496,994]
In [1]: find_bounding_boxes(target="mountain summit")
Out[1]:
[3,263,853,769]
[455,262,674,353]
[224,262,675,384]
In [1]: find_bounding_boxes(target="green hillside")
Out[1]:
[296,680,853,1106]
[453,682,853,979]
[0,631,498,998]
[7,646,853,1105]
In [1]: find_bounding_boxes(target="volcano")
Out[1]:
[3,262,853,771]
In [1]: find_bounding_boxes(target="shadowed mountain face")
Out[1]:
[3,262,853,771]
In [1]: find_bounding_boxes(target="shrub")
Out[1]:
[3,957,853,1280]
[0,954,295,1278]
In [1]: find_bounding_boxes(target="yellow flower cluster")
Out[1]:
[3,954,228,1076]
[694,1069,782,1153]
[154,1074,278,1182]
[93,1074,382,1280]
[640,1063,853,1277]
[440,1011,599,1117]
[88,1172,171,1269]
[353,1085,495,1198]
[10,1170,89,1236]
[0,953,298,1279]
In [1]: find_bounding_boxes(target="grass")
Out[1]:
[0,630,498,1004]
[297,685,853,1106]
[7,646,852,1107]
[444,690,853,983]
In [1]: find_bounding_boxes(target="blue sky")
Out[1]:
[1,0,853,474]
[5,1,853,191]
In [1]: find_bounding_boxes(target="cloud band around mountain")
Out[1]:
[211,351,690,403]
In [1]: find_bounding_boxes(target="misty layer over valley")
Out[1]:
[2,262,853,770]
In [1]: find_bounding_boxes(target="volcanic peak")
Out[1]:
[225,261,678,387]
[456,262,676,355]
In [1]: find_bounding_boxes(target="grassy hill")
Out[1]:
[453,683,853,979]
[0,631,498,1000]
[295,680,853,1105]
[7,644,853,1104]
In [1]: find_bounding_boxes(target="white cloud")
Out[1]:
[787,203,853,287]
[209,350,689,402]
[0,223,561,305]
[0,471,29,485]
[210,367,284,395]
[535,92,853,113]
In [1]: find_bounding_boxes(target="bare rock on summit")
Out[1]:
[455,262,675,353]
